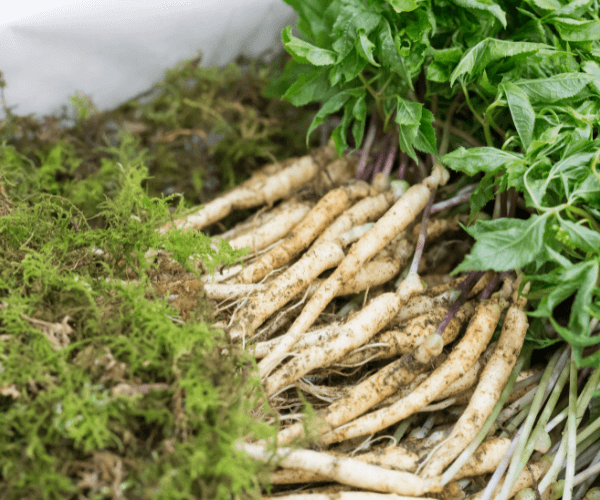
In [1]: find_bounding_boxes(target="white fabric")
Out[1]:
[0,1,295,118]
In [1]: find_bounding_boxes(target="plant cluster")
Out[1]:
[274,0,600,367]
[187,0,600,498]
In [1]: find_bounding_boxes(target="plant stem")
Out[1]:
[433,270,484,338]
[439,95,463,158]
[409,190,436,275]
[381,133,398,177]
[496,349,563,500]
[433,119,484,148]
[370,141,387,181]
[356,115,378,180]
[398,151,407,180]
[431,184,477,213]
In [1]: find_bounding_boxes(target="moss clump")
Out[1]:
[0,52,322,230]
[0,134,277,499]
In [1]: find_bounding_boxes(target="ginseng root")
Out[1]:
[161,145,339,232]
[420,284,530,478]
[258,166,449,379]
[236,441,442,496]
[277,303,474,445]
[321,296,506,444]
[226,200,312,252]
[235,182,370,284]
[264,273,424,396]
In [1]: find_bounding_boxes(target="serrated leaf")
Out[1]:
[571,171,600,203]
[530,0,561,10]
[394,98,423,162]
[282,26,337,66]
[503,82,535,150]
[283,0,331,45]
[581,60,600,94]
[356,30,380,66]
[532,259,599,347]
[443,147,523,175]
[351,95,367,148]
[557,216,600,254]
[340,48,368,83]
[282,67,332,106]
[454,215,549,272]
[450,39,552,85]
[332,7,381,59]
[551,17,600,41]
[514,73,593,103]
[413,108,437,156]
[397,124,419,162]
[378,20,413,88]
[469,172,496,219]
[478,69,498,94]
[426,61,452,82]
[386,0,421,12]
[451,0,507,28]
[395,97,422,127]
[306,92,352,144]
[331,102,353,156]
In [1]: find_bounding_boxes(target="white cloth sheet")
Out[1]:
[0,1,295,118]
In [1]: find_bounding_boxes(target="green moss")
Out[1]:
[0,135,276,499]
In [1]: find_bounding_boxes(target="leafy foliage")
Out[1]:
[274,0,600,366]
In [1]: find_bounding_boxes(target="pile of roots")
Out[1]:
[163,144,582,500]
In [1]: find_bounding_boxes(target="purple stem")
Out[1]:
[356,118,378,181]
[433,270,484,338]
[397,151,407,180]
[409,192,436,275]
[480,270,512,299]
[381,136,398,177]
[370,143,387,182]
[431,184,477,214]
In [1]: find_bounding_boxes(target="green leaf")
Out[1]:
[581,60,600,94]
[530,0,562,10]
[395,97,422,127]
[351,94,367,148]
[454,215,549,272]
[413,108,437,156]
[333,48,368,83]
[282,67,332,106]
[282,26,337,66]
[502,82,535,150]
[394,98,423,161]
[550,0,593,17]
[332,6,381,60]
[469,172,496,219]
[331,103,353,156]
[451,0,507,28]
[442,147,523,175]
[378,20,413,88]
[356,30,380,66]
[450,39,552,85]
[556,216,600,254]
[571,170,600,203]
[283,0,331,45]
[513,73,593,103]
[386,0,421,13]
[306,92,352,144]
[551,17,600,41]
[532,259,599,348]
